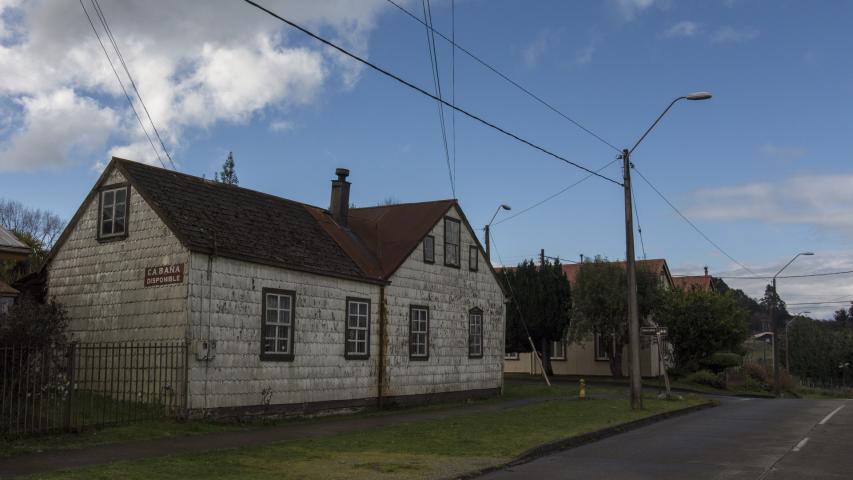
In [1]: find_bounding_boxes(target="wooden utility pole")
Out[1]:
[622,149,643,410]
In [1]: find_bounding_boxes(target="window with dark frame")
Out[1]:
[423,235,435,264]
[99,186,129,239]
[345,298,370,359]
[444,217,461,267]
[594,333,611,361]
[469,245,479,272]
[261,289,295,360]
[468,308,483,358]
[409,305,429,359]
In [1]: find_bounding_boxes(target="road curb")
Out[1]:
[453,400,718,480]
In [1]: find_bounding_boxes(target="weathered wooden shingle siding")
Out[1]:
[47,168,190,343]
[384,206,505,397]
[186,253,380,410]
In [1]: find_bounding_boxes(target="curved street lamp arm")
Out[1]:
[629,96,686,155]
[774,253,805,280]
[487,206,503,227]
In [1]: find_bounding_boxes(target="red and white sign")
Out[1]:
[144,263,184,287]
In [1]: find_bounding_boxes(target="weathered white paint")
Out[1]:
[49,167,506,413]
[48,168,190,343]
[383,206,505,397]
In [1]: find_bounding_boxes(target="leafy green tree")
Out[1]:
[0,297,68,346]
[788,317,853,386]
[214,152,239,185]
[654,288,749,372]
[569,256,661,377]
[760,284,790,331]
[0,229,46,283]
[502,259,571,376]
[833,305,853,326]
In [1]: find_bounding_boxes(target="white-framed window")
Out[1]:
[345,298,370,359]
[595,333,611,361]
[504,352,520,360]
[99,186,129,239]
[468,308,483,358]
[550,339,566,360]
[423,235,435,264]
[444,217,461,267]
[0,297,13,315]
[409,305,429,360]
[261,289,295,360]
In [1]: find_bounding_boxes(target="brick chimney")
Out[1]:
[704,266,709,277]
[329,168,351,227]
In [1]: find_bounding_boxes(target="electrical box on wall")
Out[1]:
[195,339,216,361]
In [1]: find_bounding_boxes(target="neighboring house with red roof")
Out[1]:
[0,224,29,313]
[672,267,716,292]
[45,158,506,416]
[504,259,673,378]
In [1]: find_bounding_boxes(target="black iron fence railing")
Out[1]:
[0,341,187,438]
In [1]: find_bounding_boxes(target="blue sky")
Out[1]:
[1,0,852,317]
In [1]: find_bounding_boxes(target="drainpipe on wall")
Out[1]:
[377,285,387,409]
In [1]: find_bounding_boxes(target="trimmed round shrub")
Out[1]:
[684,369,725,389]
[700,352,743,373]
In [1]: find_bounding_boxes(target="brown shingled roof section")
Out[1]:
[561,258,669,285]
[0,279,18,296]
[672,275,713,291]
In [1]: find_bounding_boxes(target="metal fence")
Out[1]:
[1,341,187,438]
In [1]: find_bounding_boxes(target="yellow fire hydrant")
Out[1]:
[579,378,586,400]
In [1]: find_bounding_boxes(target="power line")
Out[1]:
[714,270,853,280]
[90,0,176,170]
[78,0,166,170]
[632,185,647,260]
[421,0,454,197]
[493,158,620,226]
[632,166,755,275]
[786,300,853,306]
[241,0,622,187]
[384,0,620,153]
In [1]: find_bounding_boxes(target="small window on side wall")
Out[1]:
[99,186,129,240]
[345,297,370,359]
[594,333,611,361]
[469,245,479,272]
[409,305,429,360]
[468,308,483,358]
[504,352,519,360]
[423,235,435,264]
[550,339,566,360]
[261,288,296,361]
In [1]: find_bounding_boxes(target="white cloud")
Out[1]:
[687,174,853,236]
[0,0,388,172]
[664,21,701,38]
[761,143,808,160]
[711,26,760,43]
[575,42,596,65]
[689,253,853,320]
[269,119,294,132]
[1,89,118,171]
[610,0,660,20]
[522,30,555,68]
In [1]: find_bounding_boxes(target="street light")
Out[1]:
[484,204,511,262]
[622,91,712,410]
[786,311,809,372]
[770,252,814,396]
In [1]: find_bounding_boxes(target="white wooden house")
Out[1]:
[46,158,506,416]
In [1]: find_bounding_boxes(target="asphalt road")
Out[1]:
[479,396,852,479]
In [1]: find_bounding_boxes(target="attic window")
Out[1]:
[444,217,461,268]
[469,245,479,272]
[99,186,129,239]
[423,235,435,264]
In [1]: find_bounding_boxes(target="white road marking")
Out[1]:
[819,405,845,425]
[792,437,809,452]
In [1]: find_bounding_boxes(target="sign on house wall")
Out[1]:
[144,264,184,287]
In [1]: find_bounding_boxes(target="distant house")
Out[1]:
[504,259,673,378]
[672,267,716,292]
[0,225,29,313]
[45,158,506,416]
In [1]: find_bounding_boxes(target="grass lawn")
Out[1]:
[26,392,708,480]
[1,382,621,459]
